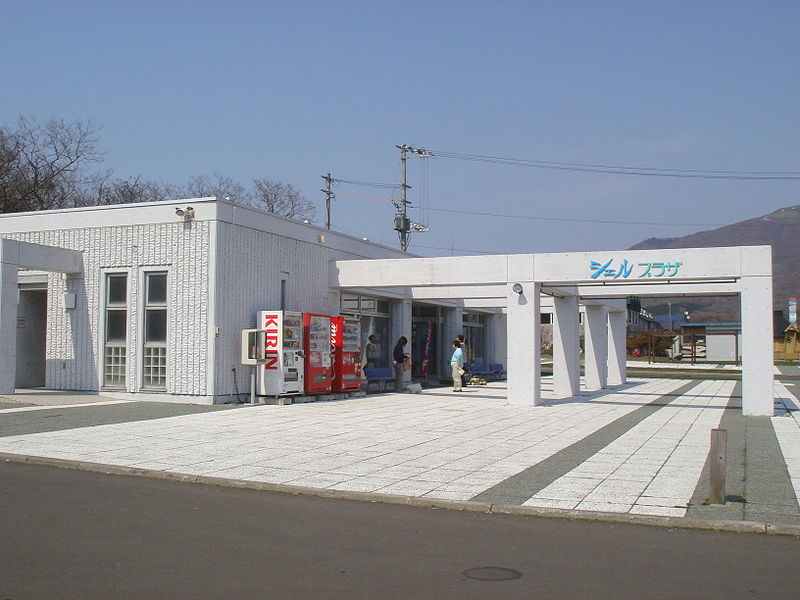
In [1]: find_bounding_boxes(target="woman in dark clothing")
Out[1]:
[393,336,409,392]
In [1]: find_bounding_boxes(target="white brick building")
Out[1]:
[3,198,502,403]
[2,198,775,415]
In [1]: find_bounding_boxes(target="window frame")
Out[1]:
[99,269,131,391]
[139,268,170,391]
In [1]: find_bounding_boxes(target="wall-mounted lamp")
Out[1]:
[175,206,195,221]
[512,282,524,294]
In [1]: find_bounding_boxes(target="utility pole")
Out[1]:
[395,144,430,251]
[321,173,334,230]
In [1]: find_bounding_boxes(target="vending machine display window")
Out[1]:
[304,313,333,393]
[331,316,362,392]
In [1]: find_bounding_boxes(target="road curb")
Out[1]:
[2,452,797,536]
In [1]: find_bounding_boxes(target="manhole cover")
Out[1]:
[462,567,523,581]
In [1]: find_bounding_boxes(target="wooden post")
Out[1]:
[709,428,727,504]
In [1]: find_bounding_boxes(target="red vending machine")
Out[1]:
[303,313,332,394]
[331,316,362,392]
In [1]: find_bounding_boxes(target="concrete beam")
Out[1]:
[534,246,758,283]
[458,299,507,308]
[0,239,83,274]
[408,285,506,299]
[332,255,514,287]
[575,282,740,298]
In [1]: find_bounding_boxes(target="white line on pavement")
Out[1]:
[0,400,132,413]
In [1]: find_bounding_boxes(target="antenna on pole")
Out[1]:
[321,173,334,230]
[395,144,430,251]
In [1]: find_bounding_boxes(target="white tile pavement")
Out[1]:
[0,377,796,520]
[523,379,734,517]
[772,380,800,506]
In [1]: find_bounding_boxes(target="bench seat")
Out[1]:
[363,367,395,392]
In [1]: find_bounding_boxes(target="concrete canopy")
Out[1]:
[0,240,83,393]
[331,245,774,416]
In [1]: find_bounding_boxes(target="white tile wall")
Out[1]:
[7,221,211,396]
[213,222,378,399]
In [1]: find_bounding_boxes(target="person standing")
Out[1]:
[393,336,409,392]
[451,340,463,392]
[455,334,469,386]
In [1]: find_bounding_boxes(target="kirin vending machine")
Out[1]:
[331,316,362,392]
[251,310,304,396]
[303,312,333,394]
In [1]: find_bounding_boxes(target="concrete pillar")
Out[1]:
[0,261,18,394]
[552,295,580,397]
[391,295,413,387]
[607,309,628,386]
[486,313,506,366]
[740,276,774,416]
[507,282,541,405]
[584,304,609,391]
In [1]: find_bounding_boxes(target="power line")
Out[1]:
[333,178,402,189]
[427,150,800,180]
[333,191,726,227]
[426,207,725,227]
[410,243,497,255]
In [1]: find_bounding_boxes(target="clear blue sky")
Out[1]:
[2,1,798,256]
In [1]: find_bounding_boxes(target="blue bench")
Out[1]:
[489,363,505,379]
[363,367,395,392]
[469,362,505,380]
[469,363,493,378]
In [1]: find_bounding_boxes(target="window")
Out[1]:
[103,273,128,387]
[340,293,390,316]
[340,294,391,367]
[142,271,167,389]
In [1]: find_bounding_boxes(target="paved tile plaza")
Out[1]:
[1,374,798,526]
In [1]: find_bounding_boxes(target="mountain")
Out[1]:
[628,205,800,321]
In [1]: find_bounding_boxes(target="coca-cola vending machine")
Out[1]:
[331,316,362,392]
[253,310,304,396]
[303,313,332,394]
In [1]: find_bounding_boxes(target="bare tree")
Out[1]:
[181,174,249,203]
[76,171,179,207]
[0,116,315,223]
[0,116,103,213]
[252,178,315,221]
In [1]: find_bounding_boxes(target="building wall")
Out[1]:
[213,215,406,401]
[4,221,211,395]
[706,333,741,362]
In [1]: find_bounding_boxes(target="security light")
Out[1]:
[176,207,195,221]
[512,283,523,294]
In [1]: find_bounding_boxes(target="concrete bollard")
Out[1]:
[709,428,727,504]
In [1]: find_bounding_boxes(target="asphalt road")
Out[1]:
[2,462,798,600]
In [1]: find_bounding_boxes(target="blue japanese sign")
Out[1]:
[790,298,797,324]
[589,259,683,280]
